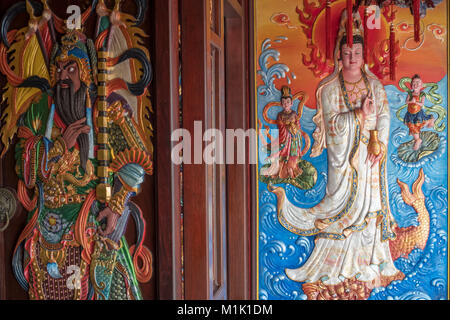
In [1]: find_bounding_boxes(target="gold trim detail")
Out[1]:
[108,187,128,215]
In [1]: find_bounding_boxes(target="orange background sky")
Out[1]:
[255,0,448,109]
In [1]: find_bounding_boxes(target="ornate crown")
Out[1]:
[281,86,292,99]
[337,9,365,44]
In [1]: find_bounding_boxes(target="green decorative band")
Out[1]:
[379,156,395,242]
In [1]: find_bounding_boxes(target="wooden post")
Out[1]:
[154,0,183,300]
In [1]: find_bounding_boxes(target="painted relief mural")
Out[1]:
[255,0,448,300]
[0,0,153,299]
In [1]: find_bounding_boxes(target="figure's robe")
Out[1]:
[273,73,402,285]
[404,93,432,135]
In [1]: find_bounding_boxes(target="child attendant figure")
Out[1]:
[404,74,435,150]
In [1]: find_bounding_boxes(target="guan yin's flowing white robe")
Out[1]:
[274,74,401,285]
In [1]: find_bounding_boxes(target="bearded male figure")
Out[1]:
[0,1,153,300]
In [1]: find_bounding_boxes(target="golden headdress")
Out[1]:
[335,8,365,55]
[281,86,292,100]
[50,31,94,88]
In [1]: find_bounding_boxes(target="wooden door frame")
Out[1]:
[224,0,253,300]
[180,0,254,300]
[153,0,183,300]
[180,0,210,299]
[0,145,5,299]
[248,0,258,300]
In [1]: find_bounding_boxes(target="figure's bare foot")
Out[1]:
[413,138,422,150]
[288,167,295,179]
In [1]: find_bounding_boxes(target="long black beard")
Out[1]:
[54,82,89,171]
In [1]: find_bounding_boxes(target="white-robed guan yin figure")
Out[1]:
[269,10,404,300]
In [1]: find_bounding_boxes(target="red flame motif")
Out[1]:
[297,0,399,80]
[302,41,334,78]
[382,4,396,23]
[296,0,328,39]
[370,38,400,80]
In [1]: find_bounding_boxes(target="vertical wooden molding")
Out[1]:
[154,0,182,300]
[243,0,254,300]
[0,147,5,299]
[248,0,259,300]
[180,0,254,300]
[180,0,210,300]
[224,13,247,300]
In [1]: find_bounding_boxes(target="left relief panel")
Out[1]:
[0,0,156,300]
